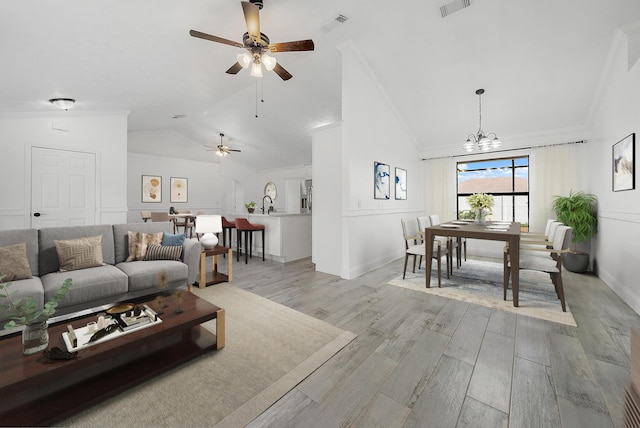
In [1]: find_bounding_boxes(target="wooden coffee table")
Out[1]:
[0,292,224,426]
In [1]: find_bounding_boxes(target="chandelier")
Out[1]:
[463,89,501,152]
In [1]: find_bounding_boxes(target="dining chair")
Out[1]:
[173,209,195,237]
[401,218,448,287]
[150,212,169,222]
[428,214,464,270]
[418,215,453,275]
[140,210,151,222]
[522,219,558,241]
[503,225,572,311]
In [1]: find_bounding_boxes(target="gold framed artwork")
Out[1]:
[142,175,161,203]
[171,177,188,203]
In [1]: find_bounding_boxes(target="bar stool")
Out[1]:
[221,216,236,249]
[234,217,265,264]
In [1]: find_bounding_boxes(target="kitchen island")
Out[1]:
[230,213,311,263]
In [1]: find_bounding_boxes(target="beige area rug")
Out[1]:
[389,259,577,326]
[58,284,356,428]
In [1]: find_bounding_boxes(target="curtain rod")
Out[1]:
[421,140,587,161]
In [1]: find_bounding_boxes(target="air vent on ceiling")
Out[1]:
[319,14,349,33]
[440,0,471,18]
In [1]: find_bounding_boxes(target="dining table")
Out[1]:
[423,220,522,307]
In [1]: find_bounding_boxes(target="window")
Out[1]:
[457,156,529,230]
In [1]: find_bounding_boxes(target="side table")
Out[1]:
[198,245,233,288]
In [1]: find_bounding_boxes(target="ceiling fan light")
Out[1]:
[250,62,263,77]
[261,53,277,71]
[215,150,228,157]
[49,98,75,111]
[237,52,251,68]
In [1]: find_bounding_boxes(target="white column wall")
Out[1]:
[587,26,640,314]
[0,113,128,229]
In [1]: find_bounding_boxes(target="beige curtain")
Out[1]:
[424,157,457,220]
[529,144,580,232]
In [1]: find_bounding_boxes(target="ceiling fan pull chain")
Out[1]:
[255,78,259,118]
[261,78,265,103]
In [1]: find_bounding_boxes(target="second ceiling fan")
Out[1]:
[208,133,241,157]
[190,0,314,81]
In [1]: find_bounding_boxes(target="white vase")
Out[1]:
[475,209,488,225]
[22,319,49,355]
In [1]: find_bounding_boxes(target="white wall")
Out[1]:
[127,148,259,223]
[587,26,640,314]
[255,165,312,214]
[312,41,425,279]
[0,113,128,229]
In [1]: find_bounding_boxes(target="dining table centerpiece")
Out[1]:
[468,193,494,224]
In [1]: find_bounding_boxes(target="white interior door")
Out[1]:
[31,147,96,228]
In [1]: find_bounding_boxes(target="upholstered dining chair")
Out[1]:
[140,210,151,222]
[418,215,453,275]
[428,214,464,271]
[173,209,195,237]
[503,225,572,311]
[150,211,169,222]
[401,218,448,287]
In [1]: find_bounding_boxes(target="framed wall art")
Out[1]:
[374,162,390,200]
[170,177,188,203]
[395,167,407,200]
[613,133,635,192]
[141,175,161,203]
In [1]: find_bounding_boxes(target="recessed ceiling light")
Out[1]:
[49,98,76,111]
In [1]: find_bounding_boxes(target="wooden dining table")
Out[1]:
[423,220,522,307]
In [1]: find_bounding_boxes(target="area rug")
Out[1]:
[388,259,577,326]
[58,284,356,428]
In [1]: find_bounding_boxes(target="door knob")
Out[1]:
[33,212,41,217]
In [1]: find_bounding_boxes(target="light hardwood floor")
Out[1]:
[223,255,639,428]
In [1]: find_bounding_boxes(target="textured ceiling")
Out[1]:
[1,0,639,170]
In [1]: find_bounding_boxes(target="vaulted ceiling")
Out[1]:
[2,0,639,170]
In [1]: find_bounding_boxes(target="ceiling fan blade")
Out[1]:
[226,62,244,74]
[189,30,243,48]
[272,63,293,81]
[268,39,315,52]
[227,149,242,152]
[241,1,261,43]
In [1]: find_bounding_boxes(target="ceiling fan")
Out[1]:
[207,133,241,157]
[189,0,314,81]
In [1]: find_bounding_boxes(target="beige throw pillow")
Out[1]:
[55,235,105,272]
[126,231,163,261]
[0,242,33,281]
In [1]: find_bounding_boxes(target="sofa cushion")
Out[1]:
[0,242,32,281]
[39,225,115,276]
[116,261,187,292]
[162,232,186,246]
[126,231,163,261]
[0,229,39,277]
[42,265,128,309]
[145,244,183,261]
[54,235,105,272]
[112,222,174,264]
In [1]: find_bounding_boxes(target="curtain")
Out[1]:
[529,144,580,232]
[424,157,457,220]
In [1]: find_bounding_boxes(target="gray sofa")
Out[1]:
[0,221,200,321]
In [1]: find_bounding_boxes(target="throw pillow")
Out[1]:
[0,242,33,281]
[126,231,163,261]
[162,232,186,246]
[144,243,183,261]
[55,235,105,272]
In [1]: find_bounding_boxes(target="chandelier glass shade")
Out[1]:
[464,89,501,152]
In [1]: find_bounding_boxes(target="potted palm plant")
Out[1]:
[551,190,597,273]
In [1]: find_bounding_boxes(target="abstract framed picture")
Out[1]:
[141,175,161,203]
[395,167,407,200]
[170,177,188,203]
[374,161,390,200]
[612,133,635,192]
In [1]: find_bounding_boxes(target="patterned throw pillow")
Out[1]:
[126,231,163,261]
[0,242,33,281]
[55,235,105,272]
[144,244,183,261]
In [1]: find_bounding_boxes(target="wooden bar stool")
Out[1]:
[234,217,265,264]
[221,216,236,249]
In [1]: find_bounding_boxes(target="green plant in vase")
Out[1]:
[245,201,257,213]
[467,193,494,224]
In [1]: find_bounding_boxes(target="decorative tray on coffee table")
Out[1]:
[62,304,162,352]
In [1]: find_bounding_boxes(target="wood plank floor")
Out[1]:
[220,255,640,428]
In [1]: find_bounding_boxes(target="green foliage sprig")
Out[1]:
[552,190,597,250]
[244,201,257,209]
[0,276,72,329]
[468,193,494,212]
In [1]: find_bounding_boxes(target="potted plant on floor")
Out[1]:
[0,276,72,355]
[245,201,257,213]
[551,190,597,273]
